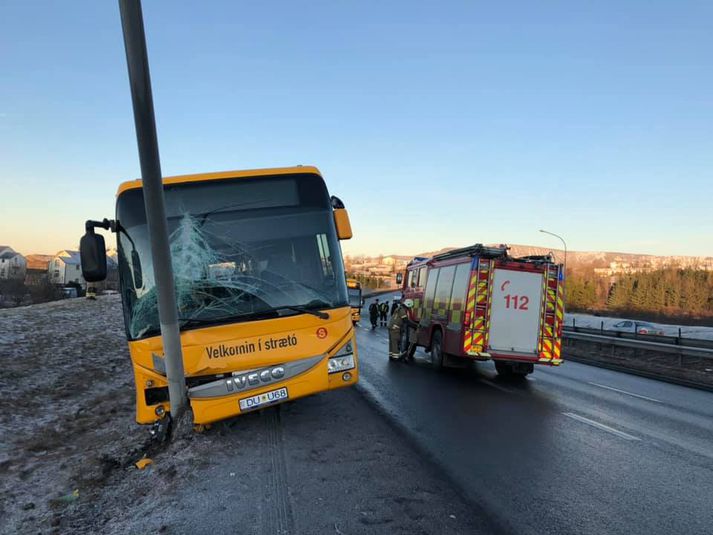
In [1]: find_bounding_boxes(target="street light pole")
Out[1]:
[118,0,188,420]
[539,229,567,278]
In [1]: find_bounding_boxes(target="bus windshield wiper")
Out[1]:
[178,310,278,328]
[178,300,332,327]
[275,305,330,320]
[196,199,270,226]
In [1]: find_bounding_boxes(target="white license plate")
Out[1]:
[239,387,289,411]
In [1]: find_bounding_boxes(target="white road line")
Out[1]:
[588,382,662,403]
[563,412,641,441]
[480,379,515,394]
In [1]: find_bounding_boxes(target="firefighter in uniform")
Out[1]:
[379,300,389,326]
[388,299,417,360]
[369,299,380,329]
[86,284,97,300]
[404,301,419,362]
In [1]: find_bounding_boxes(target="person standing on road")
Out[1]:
[379,300,389,326]
[404,301,419,362]
[388,299,417,360]
[369,299,379,330]
[390,299,399,317]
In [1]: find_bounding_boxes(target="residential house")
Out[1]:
[0,246,27,281]
[24,254,53,286]
[49,250,85,288]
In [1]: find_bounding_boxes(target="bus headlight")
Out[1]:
[328,340,355,373]
[328,354,355,373]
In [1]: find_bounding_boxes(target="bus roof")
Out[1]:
[116,165,322,196]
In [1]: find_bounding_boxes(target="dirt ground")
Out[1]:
[0,295,147,533]
[0,295,497,535]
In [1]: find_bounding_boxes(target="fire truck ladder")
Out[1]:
[433,244,508,262]
[463,258,495,358]
[538,264,563,364]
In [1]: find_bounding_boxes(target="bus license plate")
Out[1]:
[239,387,288,411]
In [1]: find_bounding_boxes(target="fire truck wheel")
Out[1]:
[495,361,533,378]
[431,330,444,370]
[495,361,514,377]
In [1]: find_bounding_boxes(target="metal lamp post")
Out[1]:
[118,0,188,419]
[539,229,567,278]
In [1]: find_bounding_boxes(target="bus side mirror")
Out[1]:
[396,273,403,284]
[333,208,353,240]
[80,229,107,282]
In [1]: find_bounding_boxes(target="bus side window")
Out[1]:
[407,270,415,288]
[315,234,334,278]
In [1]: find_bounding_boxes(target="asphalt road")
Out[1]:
[356,296,713,535]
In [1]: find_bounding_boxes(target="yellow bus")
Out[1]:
[91,166,358,425]
[346,279,362,324]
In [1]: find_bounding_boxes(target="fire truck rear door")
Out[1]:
[488,268,543,355]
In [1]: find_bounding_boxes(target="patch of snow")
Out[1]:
[565,312,713,341]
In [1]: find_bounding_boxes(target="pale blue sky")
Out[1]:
[1,1,712,257]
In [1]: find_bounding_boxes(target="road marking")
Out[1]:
[588,382,662,403]
[563,412,641,441]
[480,379,515,393]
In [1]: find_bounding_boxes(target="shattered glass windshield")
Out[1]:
[116,173,348,340]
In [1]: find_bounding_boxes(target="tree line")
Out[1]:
[566,267,713,319]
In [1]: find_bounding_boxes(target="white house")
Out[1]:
[49,250,85,287]
[0,246,27,281]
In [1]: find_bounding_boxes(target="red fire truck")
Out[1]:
[400,244,564,376]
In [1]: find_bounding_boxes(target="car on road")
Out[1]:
[612,320,665,335]
[61,287,79,299]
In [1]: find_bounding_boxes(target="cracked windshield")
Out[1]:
[117,174,347,339]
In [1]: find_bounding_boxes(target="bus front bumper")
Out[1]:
[186,353,358,424]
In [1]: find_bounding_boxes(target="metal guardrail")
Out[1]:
[563,324,713,349]
[362,288,400,298]
[563,329,713,359]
